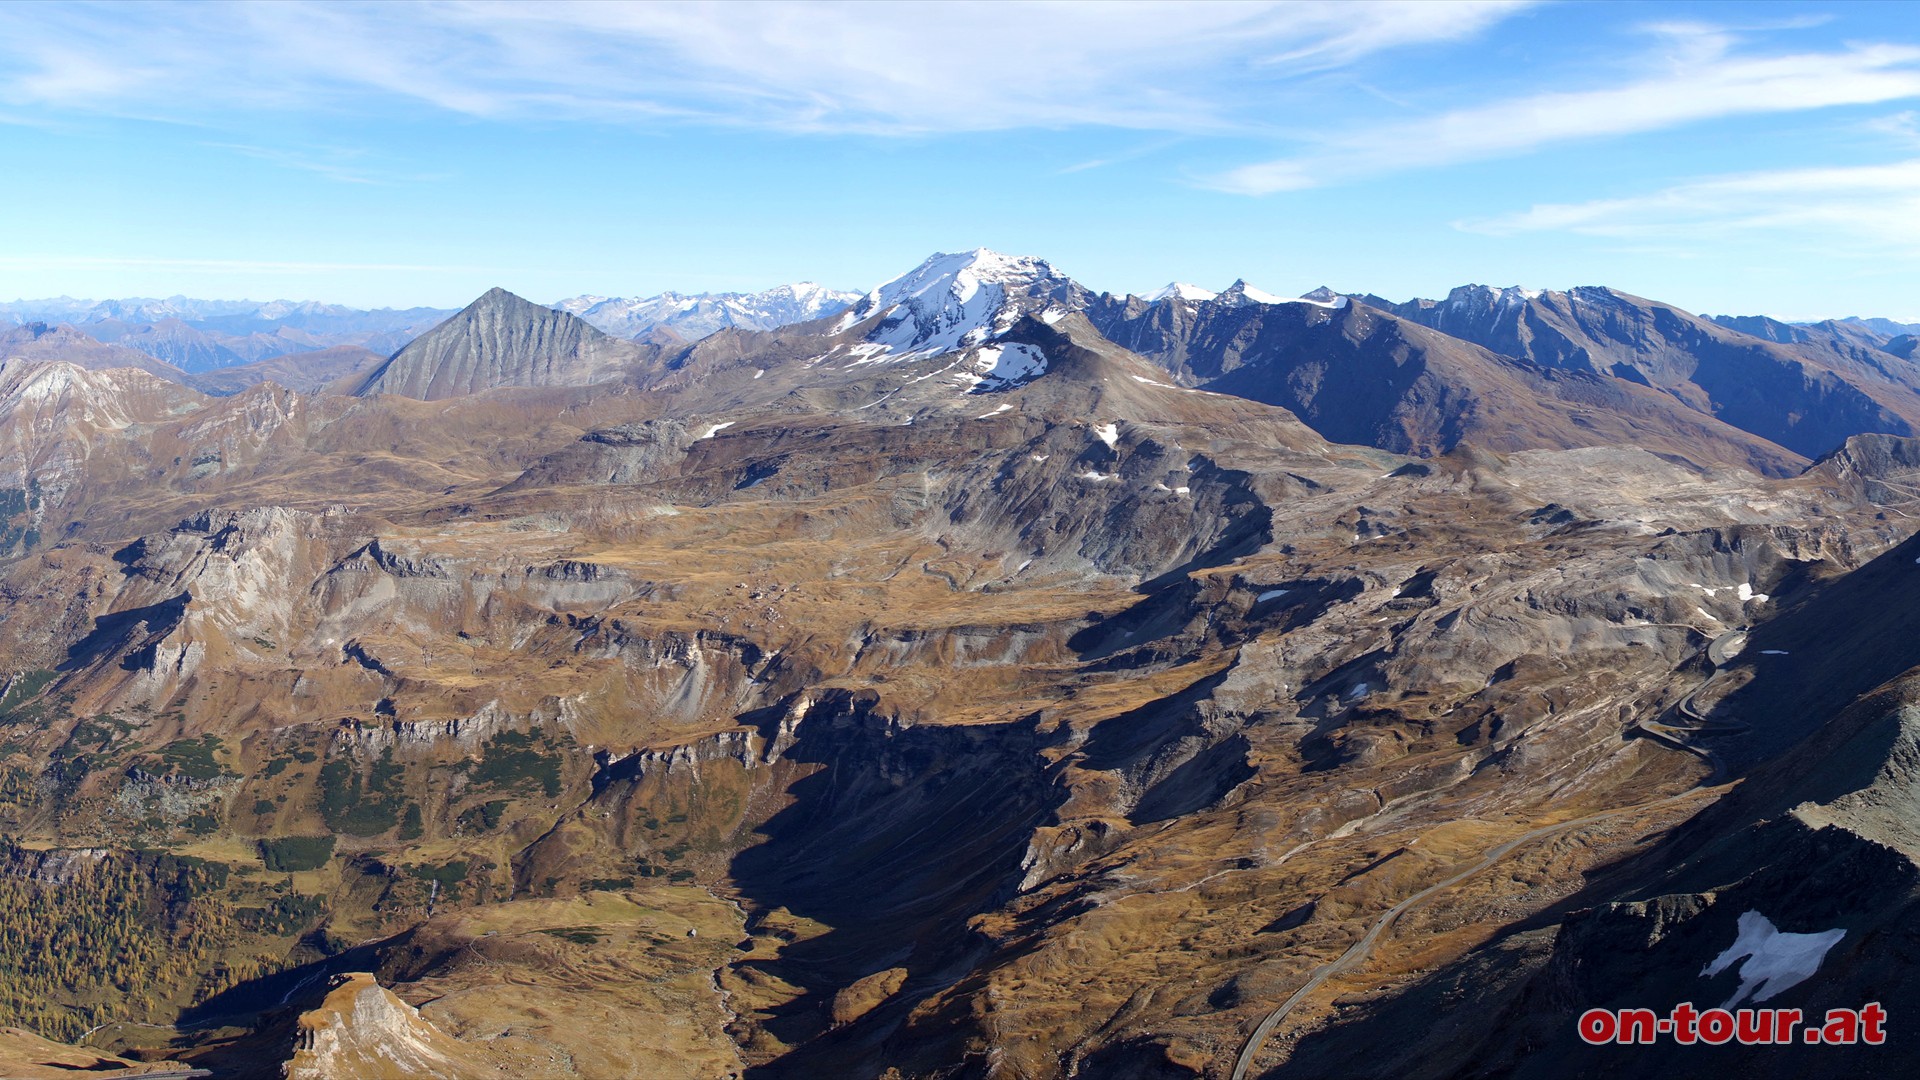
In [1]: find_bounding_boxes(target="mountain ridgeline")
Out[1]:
[2,250,1920,1077]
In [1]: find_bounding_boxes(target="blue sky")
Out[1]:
[1,0,1919,319]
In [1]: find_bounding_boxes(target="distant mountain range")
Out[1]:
[552,282,860,341]
[12,254,1920,479]
[0,296,457,372]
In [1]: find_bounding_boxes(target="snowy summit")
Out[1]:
[1146,282,1218,303]
[834,248,1088,359]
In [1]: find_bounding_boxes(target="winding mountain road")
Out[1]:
[1232,623,1760,1078]
[1228,784,1721,1080]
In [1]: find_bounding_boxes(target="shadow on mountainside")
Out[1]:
[725,690,1069,1078]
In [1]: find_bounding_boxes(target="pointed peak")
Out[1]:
[458,287,595,327]
[1145,282,1217,303]
[1217,280,1285,305]
[473,286,535,307]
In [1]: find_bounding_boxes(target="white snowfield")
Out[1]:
[968,342,1048,387]
[1217,280,1349,309]
[1693,582,1770,602]
[1445,284,1546,308]
[835,249,1067,361]
[1094,422,1119,449]
[697,421,734,439]
[1231,282,1287,304]
[1701,911,1846,1008]
[1255,588,1289,602]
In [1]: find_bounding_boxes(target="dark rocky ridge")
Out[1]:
[1362,285,1920,460]
[1084,290,1809,476]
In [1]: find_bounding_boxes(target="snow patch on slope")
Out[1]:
[1701,911,1846,1008]
[970,343,1048,387]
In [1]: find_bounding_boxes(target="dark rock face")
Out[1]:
[1365,285,1920,460]
[1085,292,1808,475]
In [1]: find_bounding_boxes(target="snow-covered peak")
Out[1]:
[1445,284,1546,309]
[834,249,1089,359]
[551,283,861,340]
[1145,282,1218,303]
[1223,280,1287,305]
[1215,280,1349,309]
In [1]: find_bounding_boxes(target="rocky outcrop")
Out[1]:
[285,972,495,1080]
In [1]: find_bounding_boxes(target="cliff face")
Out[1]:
[285,972,492,1080]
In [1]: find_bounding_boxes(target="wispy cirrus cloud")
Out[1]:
[199,142,448,185]
[0,0,1531,136]
[1456,159,1920,253]
[1206,24,1920,194]
[0,255,486,274]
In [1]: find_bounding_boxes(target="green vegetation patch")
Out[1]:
[398,802,424,840]
[406,859,469,887]
[537,926,604,946]
[456,799,509,832]
[259,835,336,872]
[235,891,325,936]
[468,730,563,798]
[318,751,402,835]
[0,671,57,721]
[154,735,237,781]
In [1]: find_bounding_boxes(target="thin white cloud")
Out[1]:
[1208,26,1920,194]
[1865,110,1920,145]
[201,143,380,185]
[1457,159,1920,254]
[0,0,1532,136]
[0,256,484,274]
